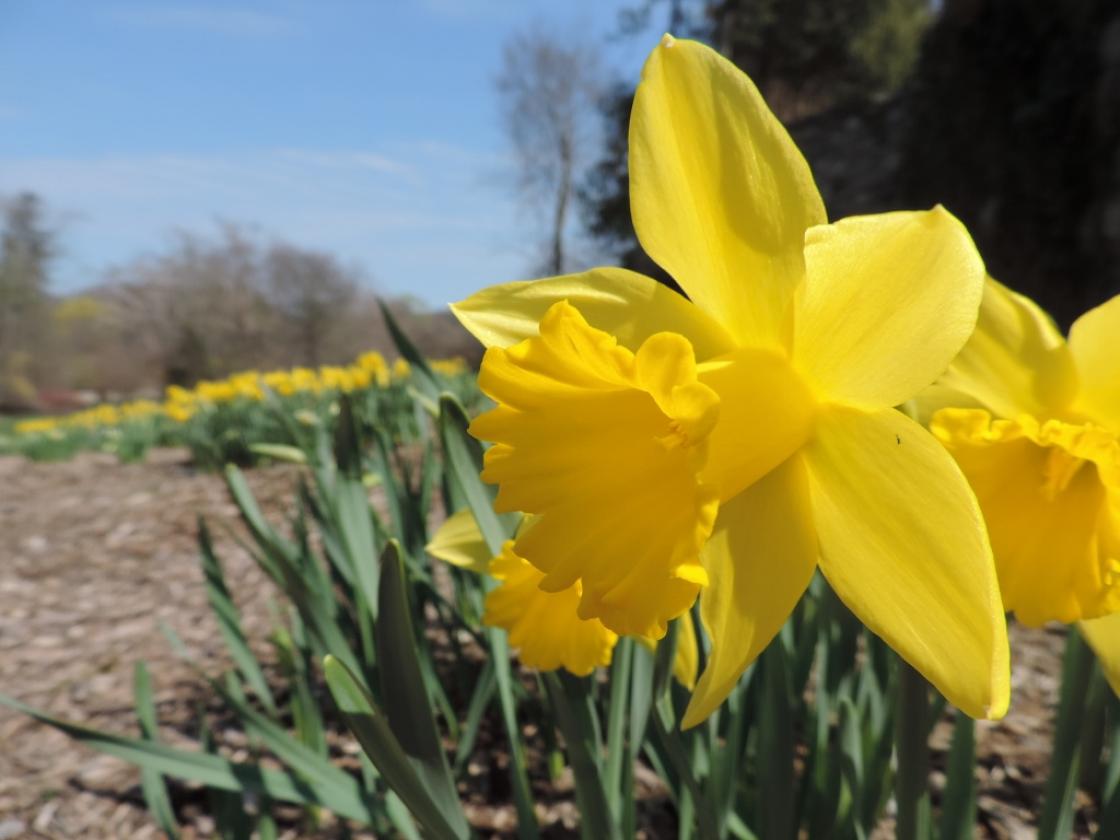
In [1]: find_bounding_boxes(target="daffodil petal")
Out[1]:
[805,404,1009,719]
[426,507,492,574]
[794,208,985,409]
[672,612,699,691]
[1069,293,1120,429]
[931,409,1120,625]
[471,300,721,639]
[1080,613,1120,696]
[484,544,617,676]
[697,347,817,502]
[682,455,817,729]
[450,267,736,360]
[937,276,1077,420]
[629,36,825,346]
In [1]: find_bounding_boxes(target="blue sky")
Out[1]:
[0,1,664,306]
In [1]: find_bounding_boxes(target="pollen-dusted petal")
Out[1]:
[937,276,1077,421]
[682,454,818,729]
[425,507,492,574]
[931,408,1120,626]
[1069,293,1120,431]
[471,300,721,639]
[450,267,736,359]
[484,543,617,676]
[794,208,985,410]
[806,404,1009,720]
[629,37,825,347]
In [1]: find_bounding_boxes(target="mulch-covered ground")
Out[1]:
[0,450,1094,838]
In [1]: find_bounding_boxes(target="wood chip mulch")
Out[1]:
[0,450,1099,838]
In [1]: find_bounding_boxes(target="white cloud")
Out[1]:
[276,149,414,178]
[0,145,524,305]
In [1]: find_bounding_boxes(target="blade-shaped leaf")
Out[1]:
[437,394,518,555]
[0,692,378,823]
[375,541,469,838]
[198,518,277,715]
[323,655,467,840]
[378,299,441,403]
[133,662,180,839]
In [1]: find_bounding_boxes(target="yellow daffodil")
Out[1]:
[428,508,697,685]
[431,357,469,378]
[15,417,60,435]
[355,350,391,386]
[451,35,1008,725]
[926,282,1120,643]
[428,508,615,675]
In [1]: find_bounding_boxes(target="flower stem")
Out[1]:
[1038,627,1095,840]
[895,659,932,840]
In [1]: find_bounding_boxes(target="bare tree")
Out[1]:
[104,225,274,384]
[265,242,359,367]
[39,222,474,396]
[496,26,602,275]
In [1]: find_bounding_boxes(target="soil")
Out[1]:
[0,450,1097,838]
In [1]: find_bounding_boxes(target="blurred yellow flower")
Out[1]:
[15,417,60,434]
[356,351,391,386]
[431,356,469,377]
[453,35,1007,724]
[927,281,1120,631]
[164,402,196,423]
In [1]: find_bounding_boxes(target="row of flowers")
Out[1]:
[12,351,470,436]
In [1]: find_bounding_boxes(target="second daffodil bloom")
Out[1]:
[452,35,1009,726]
[925,281,1120,642]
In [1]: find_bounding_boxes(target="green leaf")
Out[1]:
[248,443,308,464]
[1039,628,1095,840]
[437,394,518,555]
[133,663,180,840]
[604,638,633,823]
[374,540,467,837]
[0,692,378,823]
[543,673,619,840]
[378,299,442,403]
[323,656,467,840]
[939,711,976,840]
[758,640,795,840]
[894,659,932,840]
[436,393,536,839]
[649,695,717,840]
[453,659,497,775]
[198,518,277,715]
[488,626,540,840]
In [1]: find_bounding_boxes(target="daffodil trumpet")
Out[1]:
[923,278,1120,691]
[452,35,1009,726]
[426,507,698,686]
